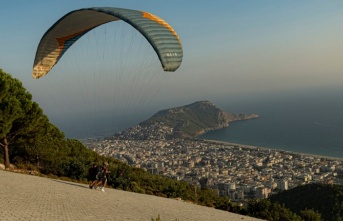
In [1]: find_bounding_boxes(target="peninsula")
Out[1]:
[110,100,259,139]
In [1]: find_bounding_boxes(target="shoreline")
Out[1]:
[200,139,343,161]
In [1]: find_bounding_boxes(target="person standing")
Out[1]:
[88,163,98,189]
[96,162,110,192]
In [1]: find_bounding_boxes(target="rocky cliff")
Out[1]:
[123,100,259,139]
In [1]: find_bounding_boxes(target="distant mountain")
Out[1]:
[111,101,258,139]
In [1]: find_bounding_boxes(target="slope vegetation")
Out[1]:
[269,183,343,221]
[139,101,259,138]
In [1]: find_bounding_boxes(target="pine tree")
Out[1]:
[0,69,48,169]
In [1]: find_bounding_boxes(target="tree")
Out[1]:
[247,199,303,221]
[199,177,208,189]
[269,183,343,221]
[0,69,48,169]
[13,121,61,167]
[299,209,322,221]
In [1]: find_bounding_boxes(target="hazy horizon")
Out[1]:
[52,85,343,139]
[1,1,343,148]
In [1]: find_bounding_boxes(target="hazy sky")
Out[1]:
[1,1,343,137]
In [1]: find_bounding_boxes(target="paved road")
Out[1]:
[0,170,264,221]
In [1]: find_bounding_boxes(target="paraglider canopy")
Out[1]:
[32,7,183,79]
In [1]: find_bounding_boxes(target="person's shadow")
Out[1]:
[52,179,89,189]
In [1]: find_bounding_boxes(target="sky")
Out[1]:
[1,1,343,137]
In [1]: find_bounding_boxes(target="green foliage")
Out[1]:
[0,69,33,138]
[0,70,33,167]
[140,101,237,138]
[1,70,340,221]
[1,70,221,216]
[0,69,54,168]
[215,196,245,214]
[299,209,322,221]
[269,183,343,221]
[247,199,303,221]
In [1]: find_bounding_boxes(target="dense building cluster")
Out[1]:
[82,123,343,201]
[110,123,174,140]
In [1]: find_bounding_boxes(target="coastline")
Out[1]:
[200,139,343,161]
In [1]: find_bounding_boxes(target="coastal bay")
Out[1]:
[203,88,343,159]
[199,115,343,159]
[201,139,343,161]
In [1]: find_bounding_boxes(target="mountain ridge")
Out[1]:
[111,100,259,139]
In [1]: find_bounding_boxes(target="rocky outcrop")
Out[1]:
[112,101,259,140]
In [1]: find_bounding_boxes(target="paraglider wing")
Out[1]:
[32,7,183,79]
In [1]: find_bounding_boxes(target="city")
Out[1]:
[82,123,343,202]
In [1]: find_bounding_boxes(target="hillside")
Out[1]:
[0,170,263,221]
[269,183,343,221]
[112,101,259,139]
[0,69,334,221]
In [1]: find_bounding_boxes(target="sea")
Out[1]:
[199,86,343,159]
[59,85,343,159]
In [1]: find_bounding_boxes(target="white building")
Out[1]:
[277,179,288,191]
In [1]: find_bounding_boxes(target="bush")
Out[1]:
[15,163,37,171]
[299,209,322,221]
